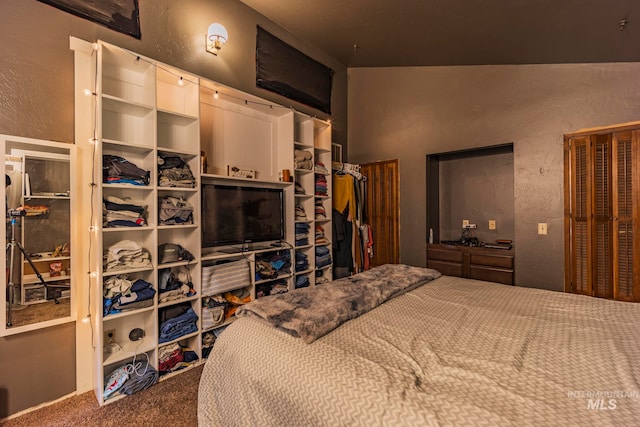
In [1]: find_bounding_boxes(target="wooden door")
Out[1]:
[361,159,399,267]
[565,136,593,296]
[592,134,613,298]
[565,127,639,301]
[611,130,639,301]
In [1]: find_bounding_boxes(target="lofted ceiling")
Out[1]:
[240,0,640,68]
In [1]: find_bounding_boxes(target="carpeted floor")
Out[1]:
[7,298,71,328]
[1,364,203,427]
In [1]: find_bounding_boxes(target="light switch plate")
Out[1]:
[489,220,496,230]
[538,223,548,235]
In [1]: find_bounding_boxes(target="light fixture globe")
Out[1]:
[207,23,228,55]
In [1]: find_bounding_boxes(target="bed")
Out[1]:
[198,264,640,426]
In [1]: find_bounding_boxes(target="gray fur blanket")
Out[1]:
[236,264,441,343]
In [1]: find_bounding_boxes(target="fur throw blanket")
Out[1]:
[236,264,441,343]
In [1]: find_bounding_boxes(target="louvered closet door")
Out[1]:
[565,128,639,302]
[567,136,592,296]
[611,131,638,301]
[593,135,613,298]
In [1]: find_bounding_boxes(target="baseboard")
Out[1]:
[0,391,77,423]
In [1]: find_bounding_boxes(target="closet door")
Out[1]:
[361,159,399,267]
[566,136,592,296]
[592,134,612,298]
[565,127,640,302]
[611,130,638,301]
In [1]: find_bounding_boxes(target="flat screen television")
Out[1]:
[201,184,285,247]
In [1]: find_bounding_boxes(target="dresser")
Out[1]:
[426,243,515,285]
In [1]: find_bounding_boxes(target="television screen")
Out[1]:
[201,184,285,247]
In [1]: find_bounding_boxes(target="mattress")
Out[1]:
[198,273,640,426]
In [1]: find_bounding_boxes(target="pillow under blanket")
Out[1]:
[236,264,441,343]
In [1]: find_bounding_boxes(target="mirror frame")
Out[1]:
[0,134,77,336]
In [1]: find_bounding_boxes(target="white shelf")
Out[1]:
[22,273,71,285]
[24,195,70,200]
[102,340,156,366]
[202,317,236,333]
[103,306,155,321]
[158,294,199,309]
[201,173,292,188]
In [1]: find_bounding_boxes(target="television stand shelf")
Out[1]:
[201,173,292,188]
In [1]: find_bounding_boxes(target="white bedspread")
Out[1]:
[198,275,640,426]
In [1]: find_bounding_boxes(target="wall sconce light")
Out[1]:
[207,23,228,55]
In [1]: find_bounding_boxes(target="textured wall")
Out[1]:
[0,0,346,417]
[439,152,515,243]
[348,63,640,290]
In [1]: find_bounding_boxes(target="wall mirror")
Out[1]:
[1,135,77,336]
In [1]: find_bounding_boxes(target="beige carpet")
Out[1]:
[6,298,70,328]
[2,364,203,427]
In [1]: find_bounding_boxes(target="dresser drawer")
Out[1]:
[469,266,514,285]
[427,260,462,277]
[427,247,463,263]
[469,253,513,269]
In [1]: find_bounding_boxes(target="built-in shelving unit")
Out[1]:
[293,115,333,288]
[72,38,331,405]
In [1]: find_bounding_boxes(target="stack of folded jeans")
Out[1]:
[295,222,310,246]
[295,251,309,272]
[316,245,332,268]
[295,274,310,289]
[158,304,198,343]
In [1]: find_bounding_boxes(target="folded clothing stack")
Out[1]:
[315,174,327,196]
[316,245,332,268]
[159,196,193,225]
[103,195,147,228]
[295,222,310,246]
[295,204,307,220]
[103,154,150,186]
[315,200,327,220]
[295,251,309,272]
[315,161,329,174]
[315,224,330,245]
[158,303,199,343]
[103,275,155,316]
[295,274,310,289]
[158,342,199,376]
[103,240,152,271]
[294,149,313,170]
[158,155,196,188]
[255,250,291,281]
[158,266,196,304]
[255,279,288,298]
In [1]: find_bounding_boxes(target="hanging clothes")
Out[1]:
[333,174,356,221]
[332,162,372,274]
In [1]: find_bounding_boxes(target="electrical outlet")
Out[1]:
[104,329,116,344]
[488,220,496,230]
[538,223,548,235]
[462,219,470,227]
